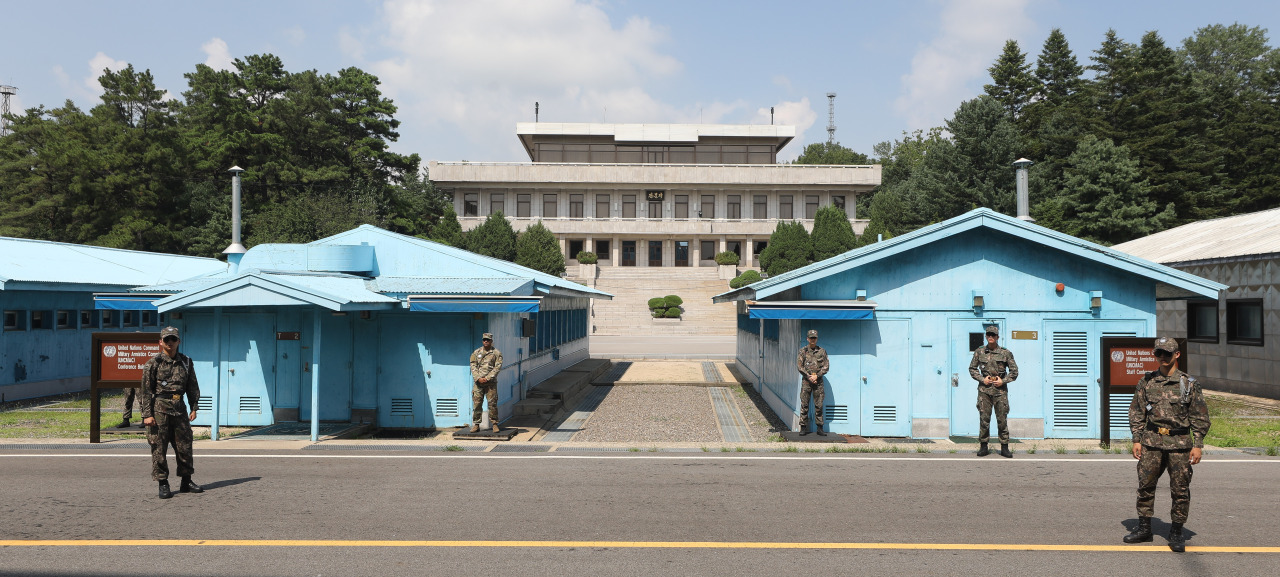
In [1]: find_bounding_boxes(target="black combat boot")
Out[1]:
[976,443,989,457]
[1123,517,1153,543]
[799,427,811,436]
[816,426,826,436]
[1000,444,1013,458]
[158,480,172,499]
[180,476,203,493]
[1168,522,1185,552]
[115,419,131,429]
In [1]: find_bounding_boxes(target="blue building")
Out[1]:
[0,237,225,402]
[131,225,610,439]
[715,209,1224,439]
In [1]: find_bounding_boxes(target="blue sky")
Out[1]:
[2,0,1278,165]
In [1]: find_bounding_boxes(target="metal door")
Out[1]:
[674,241,689,266]
[300,313,353,421]
[949,318,1003,437]
[221,313,275,426]
[377,315,430,428]
[1044,320,1144,438]
[860,319,911,437]
[808,320,860,434]
[648,241,663,267]
[621,241,636,266]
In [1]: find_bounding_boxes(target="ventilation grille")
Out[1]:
[1109,393,1133,430]
[824,405,848,422]
[238,397,261,413]
[872,406,897,422]
[1052,332,1088,375]
[435,398,459,417]
[390,398,414,417]
[197,396,213,412]
[1053,383,1089,428]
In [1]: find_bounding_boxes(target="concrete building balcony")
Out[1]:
[458,216,869,236]
[429,160,881,187]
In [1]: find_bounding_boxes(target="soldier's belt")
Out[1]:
[169,394,182,400]
[1146,424,1189,436]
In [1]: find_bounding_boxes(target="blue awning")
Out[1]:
[746,300,876,320]
[408,296,540,313]
[94,294,163,311]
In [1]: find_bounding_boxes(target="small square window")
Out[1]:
[1226,299,1263,346]
[123,311,137,327]
[101,310,115,328]
[31,310,49,330]
[81,310,100,328]
[1186,301,1218,343]
[56,310,72,329]
[142,311,155,326]
[3,311,23,331]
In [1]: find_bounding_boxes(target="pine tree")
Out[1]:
[759,221,812,277]
[811,205,857,261]
[514,221,566,276]
[463,211,516,261]
[1060,135,1174,244]
[984,40,1037,120]
[429,205,464,247]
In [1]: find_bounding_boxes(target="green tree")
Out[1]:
[984,40,1037,120]
[464,211,517,261]
[759,221,812,277]
[430,205,464,247]
[810,205,857,261]
[857,186,905,246]
[1059,135,1174,244]
[792,142,872,165]
[515,221,565,276]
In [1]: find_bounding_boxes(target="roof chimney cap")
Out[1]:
[1013,158,1033,168]
[228,165,245,174]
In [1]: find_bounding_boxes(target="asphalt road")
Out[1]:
[1,449,1278,576]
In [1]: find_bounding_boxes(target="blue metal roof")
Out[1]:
[371,277,535,296]
[714,208,1226,303]
[154,272,398,312]
[0,236,225,291]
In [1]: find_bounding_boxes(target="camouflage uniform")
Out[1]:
[121,386,137,422]
[140,350,200,481]
[969,343,1018,443]
[470,342,503,427]
[796,337,829,430]
[1128,367,1210,523]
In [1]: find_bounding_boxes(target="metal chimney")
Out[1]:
[223,166,248,273]
[1013,158,1034,222]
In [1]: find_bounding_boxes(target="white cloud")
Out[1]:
[756,98,818,162]
[338,27,365,61]
[893,0,1033,131]
[85,52,129,95]
[202,38,235,71]
[283,26,306,46]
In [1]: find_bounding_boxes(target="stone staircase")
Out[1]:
[507,359,612,427]
[566,266,740,336]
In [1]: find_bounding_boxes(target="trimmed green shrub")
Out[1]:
[664,307,682,318]
[714,251,740,265]
[730,269,763,288]
[652,308,666,318]
[575,250,598,264]
[647,297,667,309]
[664,295,683,307]
[729,276,744,289]
[514,221,565,276]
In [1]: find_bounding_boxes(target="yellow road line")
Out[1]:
[1,540,1277,553]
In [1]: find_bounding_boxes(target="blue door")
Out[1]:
[300,313,353,421]
[221,313,275,426]
[377,315,431,428]
[1044,320,1144,438]
[180,313,218,427]
[809,320,860,434]
[859,319,912,437]
[950,318,1003,437]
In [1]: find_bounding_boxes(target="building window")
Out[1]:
[675,195,689,219]
[695,145,719,164]
[668,146,694,163]
[780,195,793,220]
[622,195,636,218]
[618,146,642,163]
[701,195,715,219]
[538,143,563,162]
[1226,299,1263,345]
[832,195,846,212]
[590,145,615,163]
[722,145,747,164]
[31,310,50,329]
[727,195,741,219]
[3,311,23,331]
[101,310,114,328]
[123,311,137,327]
[81,310,98,328]
[517,194,531,218]
[568,240,585,260]
[142,311,155,326]
[543,194,558,218]
[463,193,478,217]
[569,194,584,218]
[701,241,717,262]
[748,145,773,164]
[595,240,611,260]
[754,195,767,219]
[564,144,589,163]
[649,200,663,219]
[1187,301,1219,343]
[489,192,505,216]
[596,194,610,219]
[806,195,819,219]
[56,310,72,329]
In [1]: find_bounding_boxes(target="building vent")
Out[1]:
[197,396,214,412]
[1109,393,1133,430]
[435,398,459,417]
[238,397,261,413]
[1052,332,1088,375]
[390,398,414,417]
[1053,383,1089,428]
[873,406,897,422]
[824,405,848,422]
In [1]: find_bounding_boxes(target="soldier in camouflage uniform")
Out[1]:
[795,329,829,436]
[1124,336,1210,552]
[969,325,1018,458]
[140,326,202,499]
[469,332,503,433]
[115,385,138,428]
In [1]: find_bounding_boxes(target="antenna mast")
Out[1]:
[825,92,836,146]
[0,85,17,137]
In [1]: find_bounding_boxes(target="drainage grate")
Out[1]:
[491,444,551,452]
[302,444,485,451]
[701,362,725,383]
[541,385,612,442]
[0,443,150,450]
[709,387,752,443]
[594,361,632,384]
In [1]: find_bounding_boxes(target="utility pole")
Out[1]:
[826,92,836,146]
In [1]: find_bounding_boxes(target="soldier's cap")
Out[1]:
[984,326,999,336]
[160,326,180,340]
[481,332,494,341]
[1154,336,1179,354]
[807,329,818,338]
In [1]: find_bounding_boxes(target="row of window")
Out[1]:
[535,143,777,164]
[564,239,765,264]
[463,192,846,220]
[2,309,162,332]
[1186,300,1264,346]
[528,309,588,355]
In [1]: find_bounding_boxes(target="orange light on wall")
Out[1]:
[1055,282,1065,292]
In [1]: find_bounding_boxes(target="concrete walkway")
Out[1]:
[589,335,735,359]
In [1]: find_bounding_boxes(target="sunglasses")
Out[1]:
[1154,350,1174,358]
[163,336,180,344]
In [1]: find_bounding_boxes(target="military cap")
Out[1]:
[807,329,819,338]
[160,326,180,339]
[984,325,999,336]
[481,332,494,340]
[1153,336,1179,353]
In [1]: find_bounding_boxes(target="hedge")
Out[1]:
[664,295,683,307]
[729,269,762,289]
[664,307,682,318]
[713,251,740,265]
[647,297,667,309]
[576,250,598,264]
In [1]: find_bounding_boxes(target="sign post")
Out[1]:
[90,332,160,443]
[1099,336,1186,448]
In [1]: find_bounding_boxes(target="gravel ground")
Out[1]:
[572,385,723,443]
[729,379,790,442]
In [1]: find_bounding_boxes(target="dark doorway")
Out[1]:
[648,241,664,267]
[675,241,690,267]
[621,241,637,266]
[568,239,584,261]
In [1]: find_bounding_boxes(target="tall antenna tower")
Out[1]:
[825,92,837,146]
[0,85,17,137]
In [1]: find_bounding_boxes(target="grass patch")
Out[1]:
[1076,447,1091,454]
[1026,444,1037,454]
[948,449,957,454]
[1203,396,1280,448]
[0,405,142,439]
[779,445,799,453]
[443,445,463,452]
[720,446,731,452]
[766,434,786,443]
[628,447,641,452]
[701,446,710,452]
[914,444,930,453]
[734,446,756,452]
[825,445,893,453]
[804,447,821,453]
[1053,444,1067,454]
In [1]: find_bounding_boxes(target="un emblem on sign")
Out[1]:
[104,345,117,357]
[1110,350,1125,363]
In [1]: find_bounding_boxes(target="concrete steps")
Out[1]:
[569,267,738,337]
[511,359,612,418]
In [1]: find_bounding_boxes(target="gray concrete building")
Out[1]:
[428,123,881,268]
[1114,207,1280,400]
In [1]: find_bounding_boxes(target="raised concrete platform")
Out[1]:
[513,359,613,419]
[452,427,521,441]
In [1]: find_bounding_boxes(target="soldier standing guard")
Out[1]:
[1124,336,1210,552]
[469,332,503,433]
[140,326,202,499]
[795,329,829,436]
[969,325,1018,458]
